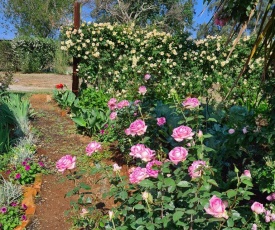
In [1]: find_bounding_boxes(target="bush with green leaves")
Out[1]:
[11,37,57,73]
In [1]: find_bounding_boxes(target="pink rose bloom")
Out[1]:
[146,160,162,178]
[242,170,251,178]
[130,144,155,162]
[228,129,235,134]
[204,195,229,219]
[197,130,203,138]
[182,98,200,109]
[134,100,141,105]
[266,193,275,201]
[113,163,122,172]
[117,100,130,109]
[138,86,147,95]
[243,127,248,134]
[144,73,151,80]
[157,117,166,126]
[169,147,188,165]
[251,202,265,214]
[56,155,76,173]
[125,128,131,135]
[172,125,194,142]
[86,141,102,156]
[127,119,147,136]
[108,98,117,110]
[129,167,149,184]
[188,160,206,179]
[252,224,257,230]
[110,112,117,120]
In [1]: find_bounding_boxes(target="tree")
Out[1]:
[0,0,75,38]
[86,0,196,33]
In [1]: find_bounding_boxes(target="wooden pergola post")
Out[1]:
[72,1,81,96]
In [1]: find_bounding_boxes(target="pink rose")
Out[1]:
[188,160,206,178]
[130,144,155,162]
[86,141,102,156]
[266,193,275,201]
[127,119,147,136]
[242,170,251,178]
[204,195,228,219]
[182,98,200,109]
[117,100,130,109]
[110,112,117,120]
[146,160,162,178]
[251,202,265,214]
[243,127,248,134]
[134,100,141,105]
[138,86,147,95]
[108,98,117,110]
[113,163,122,172]
[144,73,151,80]
[228,129,235,134]
[125,128,131,135]
[197,130,203,138]
[157,117,166,126]
[129,167,149,184]
[252,224,257,230]
[172,125,194,142]
[56,155,76,173]
[169,147,188,165]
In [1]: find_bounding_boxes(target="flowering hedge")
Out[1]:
[61,22,263,106]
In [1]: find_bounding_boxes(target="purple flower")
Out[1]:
[21,215,27,221]
[22,204,27,210]
[38,161,44,167]
[22,161,27,166]
[10,202,17,207]
[25,165,31,171]
[15,173,21,179]
[1,207,7,214]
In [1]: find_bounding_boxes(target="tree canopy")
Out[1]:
[0,0,75,38]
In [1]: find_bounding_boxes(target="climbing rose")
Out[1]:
[197,130,203,138]
[110,112,117,120]
[108,98,117,110]
[169,147,188,165]
[188,160,206,179]
[204,195,229,219]
[251,202,265,214]
[157,117,166,126]
[86,141,102,156]
[130,144,155,162]
[129,167,149,184]
[56,155,76,173]
[127,119,147,136]
[182,98,200,109]
[138,86,147,95]
[266,193,275,201]
[252,224,257,230]
[172,125,194,142]
[146,160,162,178]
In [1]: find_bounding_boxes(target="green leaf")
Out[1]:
[72,117,86,127]
[139,179,154,188]
[163,178,176,187]
[207,118,217,122]
[227,218,234,227]
[119,191,128,200]
[207,179,218,187]
[134,204,145,210]
[242,179,253,187]
[177,181,190,187]
[79,182,91,190]
[227,189,237,198]
[173,211,184,222]
[185,210,196,215]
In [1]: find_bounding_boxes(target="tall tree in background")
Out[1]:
[0,0,75,38]
[87,0,195,33]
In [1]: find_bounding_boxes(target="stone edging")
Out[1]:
[14,173,42,230]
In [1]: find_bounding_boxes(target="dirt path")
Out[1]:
[28,94,91,230]
[9,73,73,92]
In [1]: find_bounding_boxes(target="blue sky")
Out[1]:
[0,1,211,40]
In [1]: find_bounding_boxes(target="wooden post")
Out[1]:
[72,1,81,96]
